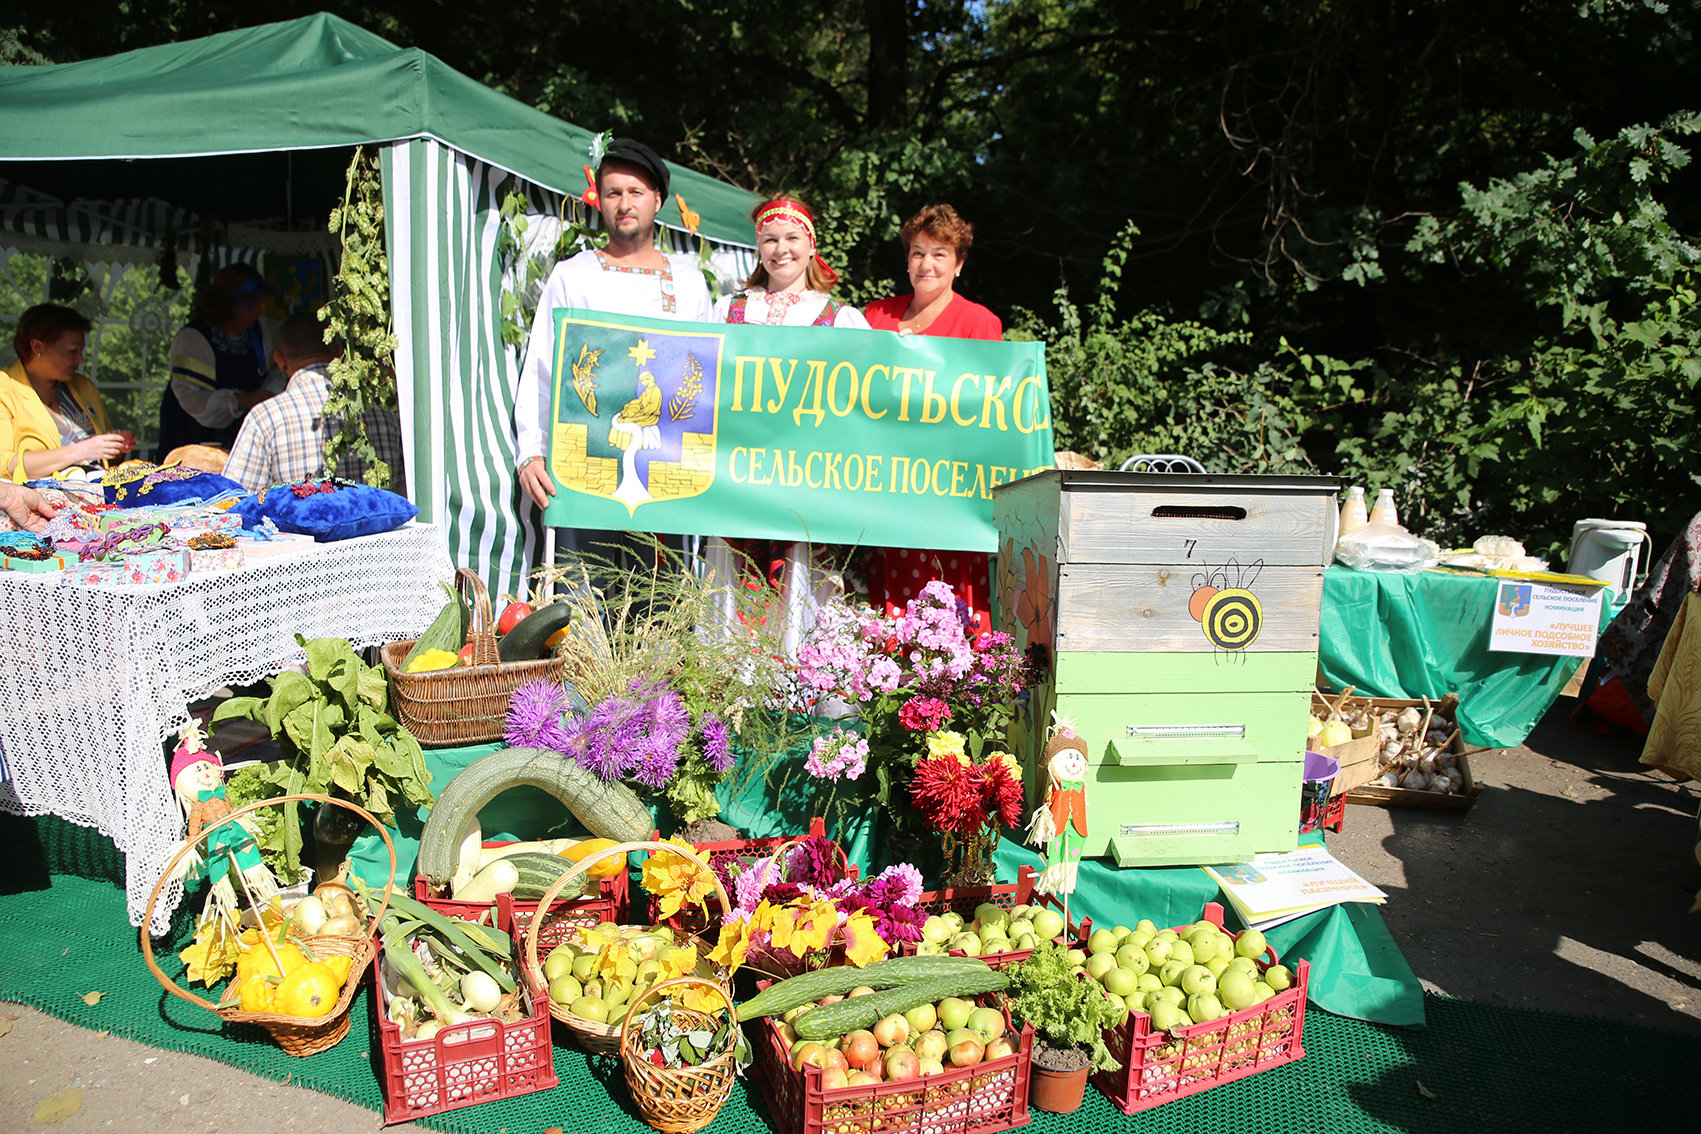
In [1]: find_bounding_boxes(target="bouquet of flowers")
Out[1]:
[795,580,1031,881]
[708,844,928,979]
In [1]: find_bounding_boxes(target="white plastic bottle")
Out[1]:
[1339,486,1368,536]
[1370,488,1398,528]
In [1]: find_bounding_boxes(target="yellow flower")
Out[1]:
[787,900,839,958]
[179,913,245,987]
[708,914,755,971]
[987,750,1022,776]
[641,836,718,919]
[927,730,968,764]
[679,984,728,1014]
[839,911,889,967]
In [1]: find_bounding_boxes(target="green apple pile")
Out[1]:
[779,990,1017,1089]
[914,902,1067,958]
[1074,920,1294,1035]
[540,922,715,1024]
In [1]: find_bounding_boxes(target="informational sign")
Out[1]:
[1488,580,1606,657]
[542,309,1054,551]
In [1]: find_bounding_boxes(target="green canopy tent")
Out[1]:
[0,12,760,592]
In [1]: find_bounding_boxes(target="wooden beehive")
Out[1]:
[994,470,1342,867]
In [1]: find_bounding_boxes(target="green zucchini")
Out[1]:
[736,955,996,1022]
[401,582,470,670]
[417,746,651,889]
[502,851,589,901]
[792,968,1010,1040]
[498,604,571,663]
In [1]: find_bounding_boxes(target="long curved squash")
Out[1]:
[418,746,652,888]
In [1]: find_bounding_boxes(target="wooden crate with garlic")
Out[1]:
[1309,689,1486,812]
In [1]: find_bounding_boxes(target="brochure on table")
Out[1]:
[1203,846,1387,932]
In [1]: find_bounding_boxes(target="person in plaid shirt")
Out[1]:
[223,312,405,494]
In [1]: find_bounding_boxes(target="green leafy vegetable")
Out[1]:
[1006,941,1123,1071]
[211,635,434,878]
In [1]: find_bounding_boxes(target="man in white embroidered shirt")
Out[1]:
[514,137,714,512]
[223,312,406,493]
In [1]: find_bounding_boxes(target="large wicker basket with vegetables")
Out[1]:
[522,839,733,1055]
[382,568,570,746]
[139,795,395,1058]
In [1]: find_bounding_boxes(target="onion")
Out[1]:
[319,914,362,937]
[413,1020,442,1042]
[461,971,502,1013]
[291,895,328,935]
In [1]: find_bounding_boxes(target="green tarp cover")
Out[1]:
[348,742,1424,1028]
[1319,565,1606,748]
[0,13,758,246]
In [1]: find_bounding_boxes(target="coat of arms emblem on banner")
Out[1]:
[548,321,722,515]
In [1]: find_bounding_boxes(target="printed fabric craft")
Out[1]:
[102,462,245,507]
[232,480,418,542]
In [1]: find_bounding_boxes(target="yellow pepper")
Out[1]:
[406,648,461,673]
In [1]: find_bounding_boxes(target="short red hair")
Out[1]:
[900,204,974,261]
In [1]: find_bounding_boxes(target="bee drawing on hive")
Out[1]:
[1188,558,1265,661]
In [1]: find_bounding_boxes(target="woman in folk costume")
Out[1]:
[712,197,872,329]
[708,196,869,652]
[1028,719,1090,897]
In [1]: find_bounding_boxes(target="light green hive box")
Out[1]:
[993,470,1341,867]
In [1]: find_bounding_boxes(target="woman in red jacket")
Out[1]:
[862,205,1002,630]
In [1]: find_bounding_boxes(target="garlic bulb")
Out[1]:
[1400,769,1430,790]
[1378,771,1401,788]
[1396,708,1423,734]
[1381,741,1404,761]
[1430,775,1453,794]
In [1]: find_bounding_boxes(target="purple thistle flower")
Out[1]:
[701,712,734,773]
[505,681,572,751]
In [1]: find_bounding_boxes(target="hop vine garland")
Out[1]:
[321,147,400,489]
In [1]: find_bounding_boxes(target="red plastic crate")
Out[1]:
[644,817,857,938]
[899,865,1091,971]
[1091,902,1308,1114]
[752,987,1033,1134]
[372,902,558,1124]
[1299,791,1346,834]
[412,842,630,952]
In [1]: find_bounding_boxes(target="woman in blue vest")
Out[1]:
[156,264,284,459]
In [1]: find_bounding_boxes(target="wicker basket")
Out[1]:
[521,839,732,1055]
[381,567,567,746]
[140,794,396,1058]
[620,976,741,1134]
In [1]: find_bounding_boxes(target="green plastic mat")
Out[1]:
[1,871,1692,1132]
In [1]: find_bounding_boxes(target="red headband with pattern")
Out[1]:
[755,199,839,287]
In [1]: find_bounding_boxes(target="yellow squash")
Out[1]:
[274,961,341,1018]
[559,838,624,880]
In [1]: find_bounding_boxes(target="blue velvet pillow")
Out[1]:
[103,464,245,506]
[234,482,418,541]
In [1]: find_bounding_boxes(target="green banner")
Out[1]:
[541,309,1053,550]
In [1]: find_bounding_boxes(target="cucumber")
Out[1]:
[792,967,1010,1040]
[498,604,572,663]
[417,747,651,889]
[735,955,996,1021]
[401,582,470,670]
[502,851,589,901]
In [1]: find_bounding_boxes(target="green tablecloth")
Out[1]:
[349,742,1425,1029]
[1319,565,1604,748]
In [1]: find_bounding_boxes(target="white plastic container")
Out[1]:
[1568,519,1651,605]
[1369,488,1398,528]
[1339,486,1368,537]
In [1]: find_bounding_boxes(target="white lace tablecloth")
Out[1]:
[0,522,454,934]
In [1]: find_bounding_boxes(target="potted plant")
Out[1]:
[1004,940,1124,1113]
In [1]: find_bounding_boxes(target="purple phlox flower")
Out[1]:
[805,727,869,780]
[700,711,734,773]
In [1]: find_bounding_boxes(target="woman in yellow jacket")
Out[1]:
[2,304,132,483]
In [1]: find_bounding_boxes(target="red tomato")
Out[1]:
[496,601,533,636]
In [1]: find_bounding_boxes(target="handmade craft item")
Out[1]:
[163,722,279,924]
[1026,712,1090,924]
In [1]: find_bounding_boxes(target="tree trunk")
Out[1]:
[865,0,909,131]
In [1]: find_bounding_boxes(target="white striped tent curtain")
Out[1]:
[382,137,758,598]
